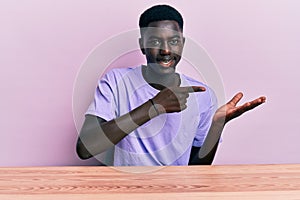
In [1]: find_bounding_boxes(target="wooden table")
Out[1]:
[0,164,299,199]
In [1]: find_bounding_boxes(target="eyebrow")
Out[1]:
[147,35,181,40]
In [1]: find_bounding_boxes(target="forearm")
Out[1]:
[189,121,224,165]
[189,93,266,165]
[77,100,159,159]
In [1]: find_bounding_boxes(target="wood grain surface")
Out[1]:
[0,164,299,199]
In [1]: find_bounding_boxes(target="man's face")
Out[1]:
[139,20,185,75]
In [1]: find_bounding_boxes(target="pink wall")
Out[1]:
[1,0,299,166]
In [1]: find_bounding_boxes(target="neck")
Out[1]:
[142,65,181,90]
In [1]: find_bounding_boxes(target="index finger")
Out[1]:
[180,86,206,93]
[241,96,267,111]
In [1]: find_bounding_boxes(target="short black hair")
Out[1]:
[139,5,184,31]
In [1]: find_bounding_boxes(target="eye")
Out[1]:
[148,39,161,46]
[169,39,179,45]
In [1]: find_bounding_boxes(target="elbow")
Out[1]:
[196,155,214,165]
[76,140,92,160]
[189,159,213,165]
[76,149,89,160]
[199,159,213,165]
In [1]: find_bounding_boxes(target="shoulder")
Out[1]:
[101,66,141,82]
[103,67,135,77]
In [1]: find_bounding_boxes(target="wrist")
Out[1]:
[149,99,159,115]
[212,116,226,128]
[148,99,165,118]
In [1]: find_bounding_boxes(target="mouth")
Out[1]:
[157,57,175,67]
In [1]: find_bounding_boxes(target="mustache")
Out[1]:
[157,55,173,61]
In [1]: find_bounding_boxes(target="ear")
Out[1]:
[139,38,145,55]
[182,37,186,47]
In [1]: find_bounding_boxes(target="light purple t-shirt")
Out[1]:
[86,66,217,166]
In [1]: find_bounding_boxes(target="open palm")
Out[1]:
[213,92,266,125]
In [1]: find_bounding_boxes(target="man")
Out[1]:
[76,5,266,166]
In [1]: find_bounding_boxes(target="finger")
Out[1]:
[243,96,266,111]
[235,96,266,114]
[174,94,189,102]
[252,96,267,104]
[180,103,187,111]
[180,98,187,105]
[260,96,267,103]
[168,105,184,112]
[228,92,243,106]
[225,96,266,122]
[176,86,206,93]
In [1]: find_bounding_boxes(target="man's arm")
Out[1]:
[76,99,157,160]
[189,92,266,165]
[76,86,205,160]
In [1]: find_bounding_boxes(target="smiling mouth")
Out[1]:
[158,58,174,67]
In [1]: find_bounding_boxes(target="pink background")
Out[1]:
[1,0,299,166]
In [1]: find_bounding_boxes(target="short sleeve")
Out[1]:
[192,88,218,147]
[86,72,117,121]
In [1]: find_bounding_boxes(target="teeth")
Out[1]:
[161,60,171,64]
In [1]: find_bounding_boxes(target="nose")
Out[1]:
[159,41,171,55]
